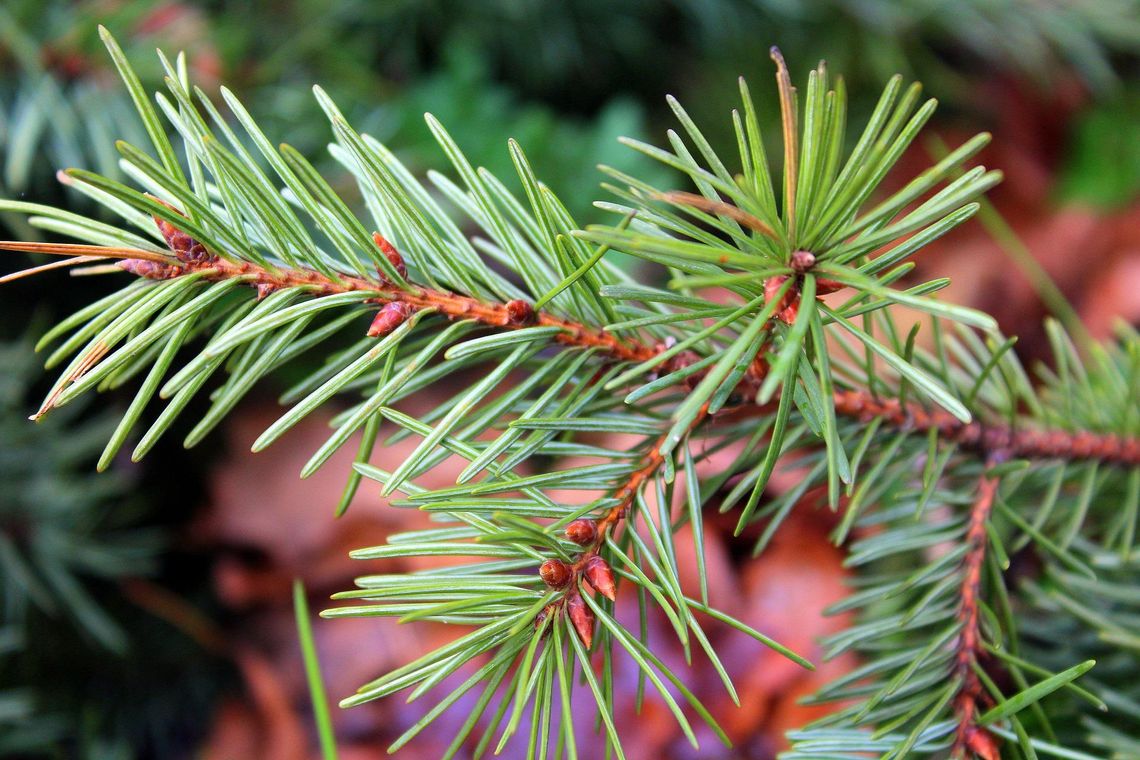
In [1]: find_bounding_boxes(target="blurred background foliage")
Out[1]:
[0,0,1138,757]
[0,332,227,758]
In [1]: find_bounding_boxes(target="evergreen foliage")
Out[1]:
[0,330,169,756]
[1,29,1138,758]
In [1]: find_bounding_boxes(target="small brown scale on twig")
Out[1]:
[118,257,183,280]
[505,299,536,326]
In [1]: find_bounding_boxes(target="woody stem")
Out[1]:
[952,470,1001,758]
[73,248,1140,469]
[573,405,710,575]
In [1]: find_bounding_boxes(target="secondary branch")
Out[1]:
[951,471,1001,760]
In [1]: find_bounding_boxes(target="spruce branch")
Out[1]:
[5,233,1135,469]
[2,29,1139,758]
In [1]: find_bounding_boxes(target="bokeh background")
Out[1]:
[1,1,1138,757]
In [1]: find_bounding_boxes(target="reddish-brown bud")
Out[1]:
[780,300,800,324]
[564,519,597,546]
[117,258,180,279]
[367,301,413,337]
[372,232,407,282]
[539,558,571,588]
[964,727,1000,760]
[256,283,277,301]
[765,274,801,324]
[790,249,816,273]
[150,198,213,264]
[765,274,790,309]
[816,277,844,295]
[566,591,594,648]
[505,299,535,326]
[583,555,616,601]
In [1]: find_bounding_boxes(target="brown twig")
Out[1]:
[951,471,1002,760]
[5,237,1138,467]
[544,406,710,644]
[171,253,659,364]
[832,390,1140,467]
[577,407,708,570]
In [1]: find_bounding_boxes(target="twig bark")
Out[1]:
[951,471,1001,760]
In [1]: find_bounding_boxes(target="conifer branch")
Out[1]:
[540,405,712,644]
[3,30,1138,757]
[8,234,1135,467]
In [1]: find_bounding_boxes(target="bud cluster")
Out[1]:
[766,251,846,325]
[537,519,619,646]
